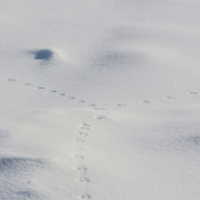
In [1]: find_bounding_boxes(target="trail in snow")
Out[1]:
[3,77,200,108]
[1,0,200,199]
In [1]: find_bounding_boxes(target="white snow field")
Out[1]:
[1,0,200,199]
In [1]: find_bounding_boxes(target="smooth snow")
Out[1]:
[0,0,200,199]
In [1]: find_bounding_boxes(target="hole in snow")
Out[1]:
[34,49,53,60]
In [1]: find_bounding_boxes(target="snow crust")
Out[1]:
[0,0,200,199]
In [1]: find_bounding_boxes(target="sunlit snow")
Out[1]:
[0,0,200,199]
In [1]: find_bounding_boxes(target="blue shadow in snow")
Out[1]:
[34,49,53,60]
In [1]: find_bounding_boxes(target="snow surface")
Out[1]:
[0,0,200,199]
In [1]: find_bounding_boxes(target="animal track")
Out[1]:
[82,123,89,127]
[78,132,88,136]
[80,177,90,183]
[94,107,106,110]
[73,121,92,199]
[38,86,45,90]
[81,194,91,199]
[8,79,15,82]
[76,139,85,143]
[88,104,96,107]
[76,165,87,172]
[7,78,200,109]
[6,78,79,101]
[80,123,90,130]
[118,104,126,107]
[6,77,200,200]
[94,115,106,120]
[75,154,84,159]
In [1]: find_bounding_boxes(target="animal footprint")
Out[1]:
[143,101,150,104]
[80,177,90,183]
[117,104,126,107]
[88,104,96,107]
[51,90,57,93]
[81,123,90,130]
[94,115,106,120]
[76,165,87,172]
[76,139,85,143]
[190,92,197,94]
[94,108,106,110]
[75,155,84,159]
[8,79,15,82]
[70,96,75,99]
[166,96,175,99]
[82,123,89,127]
[79,132,88,136]
[81,194,91,199]
[60,93,65,96]
[38,86,45,90]
[25,83,31,86]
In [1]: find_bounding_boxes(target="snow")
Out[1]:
[0,0,200,199]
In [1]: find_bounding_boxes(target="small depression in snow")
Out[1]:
[34,49,53,60]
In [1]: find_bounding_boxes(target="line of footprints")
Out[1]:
[7,78,199,199]
[7,78,200,107]
[74,122,92,199]
[73,106,108,200]
[8,78,109,199]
